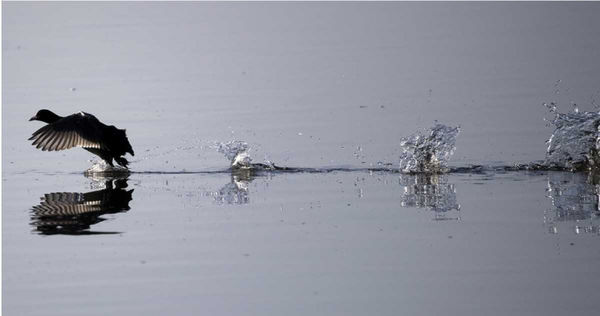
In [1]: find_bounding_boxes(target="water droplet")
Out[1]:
[571,102,579,113]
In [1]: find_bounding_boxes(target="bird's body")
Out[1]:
[28,109,134,168]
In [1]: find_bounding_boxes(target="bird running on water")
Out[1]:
[28,109,134,168]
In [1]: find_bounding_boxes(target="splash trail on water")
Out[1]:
[84,104,600,177]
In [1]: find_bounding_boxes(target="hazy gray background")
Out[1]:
[3,2,600,316]
[4,2,600,172]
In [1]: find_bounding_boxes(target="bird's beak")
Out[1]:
[29,116,37,121]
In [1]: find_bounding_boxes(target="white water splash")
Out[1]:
[85,160,129,175]
[399,123,460,173]
[213,140,281,170]
[215,140,253,168]
[544,102,600,171]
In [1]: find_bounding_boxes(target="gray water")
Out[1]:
[3,2,600,315]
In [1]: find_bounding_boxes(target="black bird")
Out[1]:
[28,109,134,168]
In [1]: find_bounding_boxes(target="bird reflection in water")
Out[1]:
[30,178,134,235]
[545,172,600,235]
[398,173,461,220]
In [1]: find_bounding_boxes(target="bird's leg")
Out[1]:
[114,157,129,169]
[103,157,114,167]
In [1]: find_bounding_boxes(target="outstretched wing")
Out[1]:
[28,113,106,151]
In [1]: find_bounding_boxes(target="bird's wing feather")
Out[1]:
[28,113,106,152]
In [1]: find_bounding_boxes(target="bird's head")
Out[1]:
[29,109,61,124]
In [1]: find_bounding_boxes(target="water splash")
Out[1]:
[544,102,600,171]
[399,123,460,173]
[215,140,253,168]
[214,140,280,171]
[84,160,130,177]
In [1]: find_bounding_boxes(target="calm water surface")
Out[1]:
[3,2,600,315]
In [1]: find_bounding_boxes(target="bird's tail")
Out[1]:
[114,157,129,169]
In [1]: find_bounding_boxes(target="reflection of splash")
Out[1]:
[84,167,131,188]
[398,174,461,220]
[399,123,460,173]
[544,103,600,171]
[30,179,134,235]
[545,172,600,235]
[205,170,254,205]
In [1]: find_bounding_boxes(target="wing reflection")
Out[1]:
[30,178,134,235]
[398,174,461,220]
[545,172,600,235]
